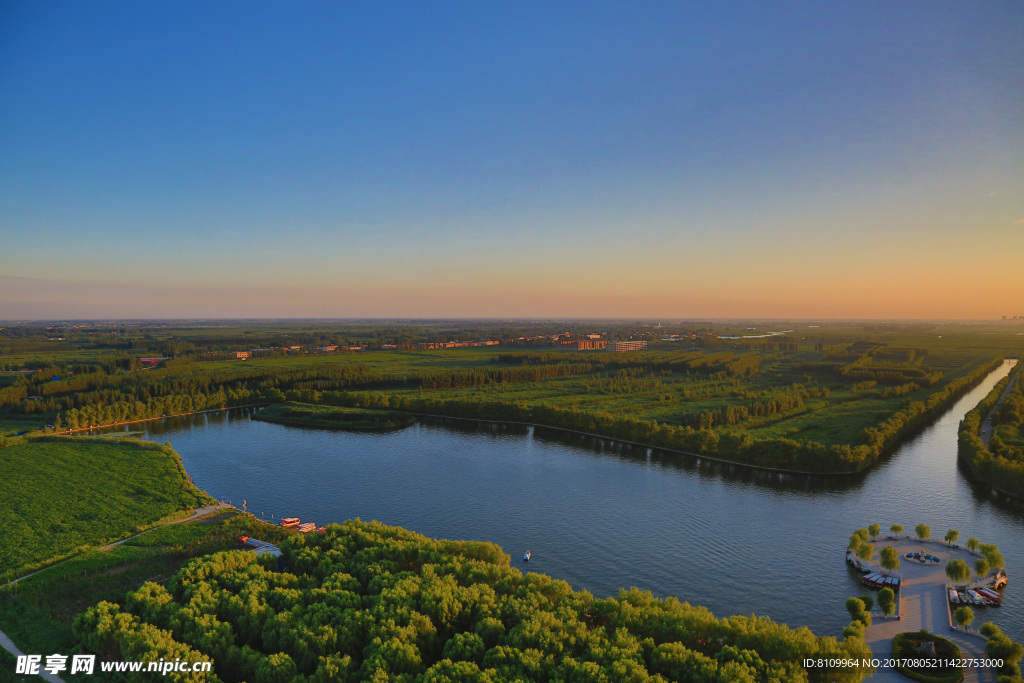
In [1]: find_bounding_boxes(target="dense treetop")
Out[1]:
[76,520,872,682]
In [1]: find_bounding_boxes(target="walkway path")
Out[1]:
[0,503,235,679]
[0,630,65,683]
[862,537,999,682]
[981,361,1021,446]
[5,503,233,588]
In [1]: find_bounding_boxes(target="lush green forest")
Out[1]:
[958,361,1024,499]
[993,366,1024,457]
[1,320,1021,474]
[74,519,874,683]
[0,437,213,582]
[0,512,296,683]
[2,321,1022,680]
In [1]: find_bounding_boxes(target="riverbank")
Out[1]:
[60,359,1013,478]
[73,360,1024,643]
[313,356,1007,476]
[958,360,1024,502]
[62,402,270,435]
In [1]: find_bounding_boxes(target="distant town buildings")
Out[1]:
[415,340,500,350]
[560,340,607,350]
[607,340,647,352]
[234,351,250,360]
[513,334,562,344]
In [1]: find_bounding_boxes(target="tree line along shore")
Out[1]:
[2,325,1020,476]
[959,359,1024,500]
[2,323,1022,679]
[0,436,879,682]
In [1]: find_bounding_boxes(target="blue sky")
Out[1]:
[1,1,1022,319]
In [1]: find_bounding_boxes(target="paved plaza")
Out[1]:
[860,538,1000,682]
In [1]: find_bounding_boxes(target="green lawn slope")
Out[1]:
[0,437,212,581]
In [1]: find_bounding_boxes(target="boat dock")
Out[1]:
[238,537,282,557]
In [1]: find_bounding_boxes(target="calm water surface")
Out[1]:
[105,360,1023,641]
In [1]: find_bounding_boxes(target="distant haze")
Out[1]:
[1,2,1022,320]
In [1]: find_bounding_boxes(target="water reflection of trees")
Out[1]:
[957,458,1024,521]
[414,415,869,495]
[91,406,1024,512]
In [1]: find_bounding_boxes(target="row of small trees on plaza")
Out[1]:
[850,524,1005,580]
[847,522,1022,680]
[943,542,1005,585]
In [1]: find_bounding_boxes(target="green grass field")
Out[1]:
[3,513,291,628]
[0,438,213,582]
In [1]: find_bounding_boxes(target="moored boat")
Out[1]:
[523,550,531,562]
[863,573,884,587]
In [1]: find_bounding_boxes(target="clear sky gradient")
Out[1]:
[2,1,1022,320]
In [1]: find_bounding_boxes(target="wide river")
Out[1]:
[105,360,1023,641]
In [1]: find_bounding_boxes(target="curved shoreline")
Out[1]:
[409,412,849,477]
[58,403,271,434]
[254,408,415,432]
[37,359,1010,478]
[401,359,1011,478]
